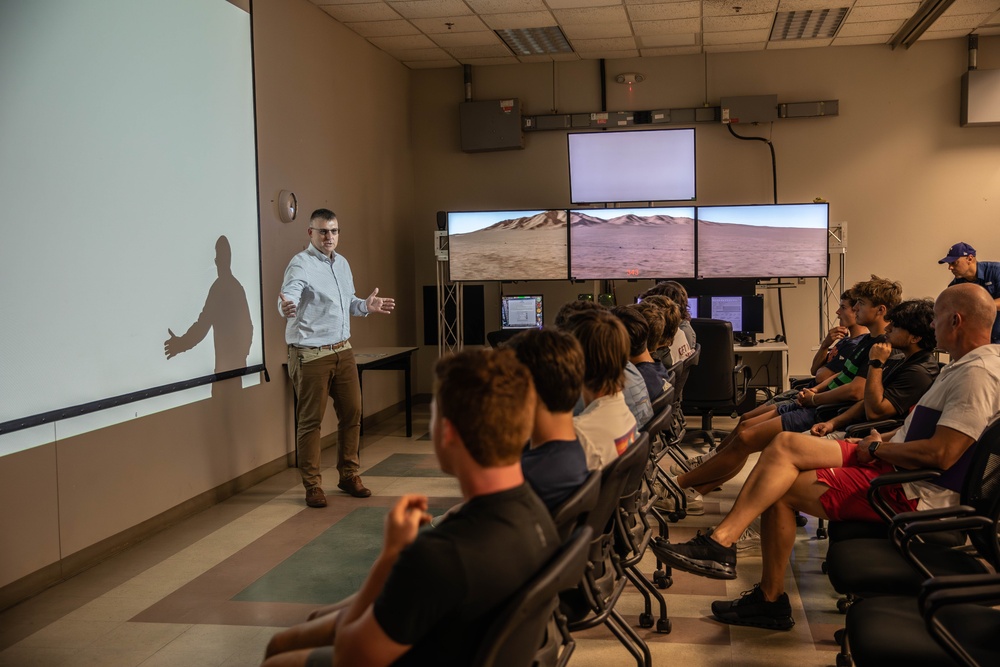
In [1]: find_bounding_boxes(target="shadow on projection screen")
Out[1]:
[0,0,264,455]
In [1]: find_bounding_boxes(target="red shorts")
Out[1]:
[815,440,918,522]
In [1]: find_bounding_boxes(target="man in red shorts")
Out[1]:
[651,283,1000,630]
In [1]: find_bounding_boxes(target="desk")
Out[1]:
[354,347,418,437]
[735,341,789,395]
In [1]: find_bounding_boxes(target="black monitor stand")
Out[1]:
[734,332,758,347]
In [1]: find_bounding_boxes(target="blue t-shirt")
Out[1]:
[634,360,671,400]
[521,439,589,510]
[949,260,1000,344]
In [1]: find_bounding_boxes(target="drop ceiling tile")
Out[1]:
[382,46,452,59]
[776,0,845,10]
[574,47,641,58]
[548,0,625,8]
[320,3,402,22]
[943,0,1000,16]
[766,36,834,47]
[562,23,635,38]
[480,11,558,29]
[833,33,892,44]
[466,0,547,11]
[704,42,768,52]
[552,5,629,24]
[705,0,779,17]
[459,56,522,65]
[703,27,772,43]
[404,59,462,68]
[411,16,490,32]
[387,0,473,19]
[638,32,700,46]
[569,36,639,49]
[517,52,582,62]
[640,44,704,55]
[431,30,504,47]
[368,34,437,49]
[846,3,920,21]
[922,28,981,38]
[344,19,420,36]
[704,14,777,31]
[633,18,703,34]
[928,13,995,29]
[312,0,378,5]
[627,1,702,21]
[854,0,917,5]
[837,18,905,34]
[446,43,516,58]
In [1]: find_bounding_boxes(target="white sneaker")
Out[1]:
[653,487,704,515]
[736,526,762,556]
[668,450,715,476]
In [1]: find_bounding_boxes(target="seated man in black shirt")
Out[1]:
[507,327,591,509]
[811,298,939,438]
[262,348,559,667]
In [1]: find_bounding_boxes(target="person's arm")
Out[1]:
[860,342,896,419]
[801,375,866,406]
[810,326,848,376]
[810,400,866,436]
[278,259,307,319]
[333,495,431,666]
[856,425,974,470]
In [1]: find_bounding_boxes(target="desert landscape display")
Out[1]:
[448,210,568,281]
[697,219,828,278]
[570,210,695,279]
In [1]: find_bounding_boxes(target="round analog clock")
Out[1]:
[277,190,297,223]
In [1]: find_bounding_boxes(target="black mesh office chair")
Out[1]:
[681,319,750,445]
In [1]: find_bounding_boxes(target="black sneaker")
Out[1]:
[711,584,795,630]
[650,528,736,580]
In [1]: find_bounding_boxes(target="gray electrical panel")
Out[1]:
[720,95,778,124]
[459,99,523,152]
[962,69,1000,127]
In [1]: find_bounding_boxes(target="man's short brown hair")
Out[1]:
[554,299,605,329]
[433,348,535,467]
[507,328,585,413]
[853,275,903,310]
[611,306,649,357]
[562,309,629,396]
[638,295,681,348]
[635,302,666,352]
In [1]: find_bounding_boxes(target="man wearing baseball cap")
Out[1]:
[940,242,1000,343]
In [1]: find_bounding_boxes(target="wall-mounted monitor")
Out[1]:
[568,128,696,204]
[708,295,764,335]
[696,203,829,279]
[447,210,569,282]
[501,295,544,330]
[569,207,696,280]
[688,296,699,318]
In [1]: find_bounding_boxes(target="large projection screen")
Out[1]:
[0,0,263,453]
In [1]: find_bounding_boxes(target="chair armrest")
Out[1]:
[844,419,905,439]
[898,515,992,579]
[815,401,855,421]
[920,573,1000,612]
[733,363,751,397]
[866,469,942,523]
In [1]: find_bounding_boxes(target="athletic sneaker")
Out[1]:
[668,451,715,476]
[736,526,762,556]
[650,528,736,579]
[652,487,704,515]
[711,584,795,630]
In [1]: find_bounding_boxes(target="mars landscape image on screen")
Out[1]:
[570,207,695,280]
[447,210,568,281]
[697,204,829,279]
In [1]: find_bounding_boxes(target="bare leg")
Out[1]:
[713,407,778,453]
[265,613,339,660]
[262,647,333,667]
[679,416,784,493]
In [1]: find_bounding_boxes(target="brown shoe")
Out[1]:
[305,487,327,508]
[337,475,371,498]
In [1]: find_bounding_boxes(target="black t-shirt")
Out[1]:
[826,333,896,389]
[373,483,559,665]
[522,439,589,510]
[880,349,940,416]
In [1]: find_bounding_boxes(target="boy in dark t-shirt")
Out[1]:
[262,349,559,666]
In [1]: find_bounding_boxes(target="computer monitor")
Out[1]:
[447,209,569,282]
[688,296,699,318]
[708,295,764,340]
[501,295,544,330]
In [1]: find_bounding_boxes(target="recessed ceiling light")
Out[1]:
[770,8,849,41]
[495,26,574,56]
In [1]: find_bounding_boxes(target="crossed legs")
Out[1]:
[677,410,785,495]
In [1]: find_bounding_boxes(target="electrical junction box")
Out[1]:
[962,69,1000,127]
[460,99,523,152]
[720,95,778,124]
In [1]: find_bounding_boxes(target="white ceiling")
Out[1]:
[307,0,1000,68]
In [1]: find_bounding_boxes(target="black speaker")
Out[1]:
[436,211,447,231]
[422,285,485,346]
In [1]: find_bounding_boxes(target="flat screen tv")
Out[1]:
[569,207,695,280]
[696,203,829,279]
[501,295,544,330]
[568,128,696,204]
[707,295,765,335]
[447,209,569,282]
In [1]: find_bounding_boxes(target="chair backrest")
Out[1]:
[641,401,673,441]
[550,469,601,542]
[959,419,1000,568]
[683,319,739,404]
[472,525,594,667]
[585,432,651,536]
[486,329,520,348]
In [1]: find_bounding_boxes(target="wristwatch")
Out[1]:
[868,440,881,459]
[870,359,884,369]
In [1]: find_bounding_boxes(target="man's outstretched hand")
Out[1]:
[366,288,395,315]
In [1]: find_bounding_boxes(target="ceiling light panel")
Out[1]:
[495,26,575,55]
[770,7,850,40]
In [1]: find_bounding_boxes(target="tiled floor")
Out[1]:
[0,407,848,667]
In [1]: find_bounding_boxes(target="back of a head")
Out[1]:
[853,274,903,310]
[887,298,936,351]
[640,295,680,346]
[554,299,605,330]
[433,348,535,467]
[635,302,665,352]
[940,283,997,336]
[611,305,649,357]
[641,281,691,320]
[563,309,629,396]
[507,327,585,413]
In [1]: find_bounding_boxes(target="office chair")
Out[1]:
[681,320,750,445]
[486,329,520,348]
[551,470,601,542]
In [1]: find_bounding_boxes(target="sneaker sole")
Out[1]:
[711,610,795,631]
[651,546,736,580]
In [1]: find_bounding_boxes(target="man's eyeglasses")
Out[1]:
[310,228,340,237]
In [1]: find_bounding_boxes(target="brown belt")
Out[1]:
[296,339,349,351]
